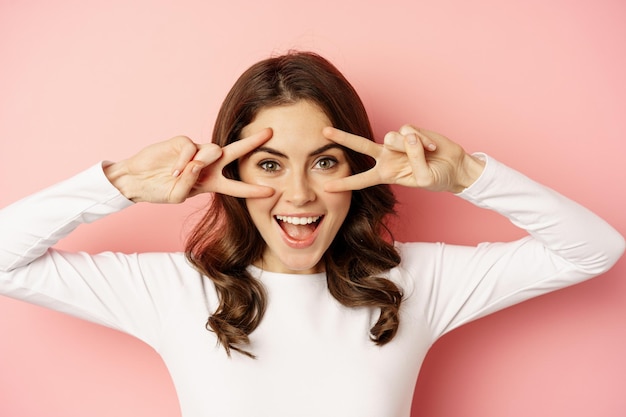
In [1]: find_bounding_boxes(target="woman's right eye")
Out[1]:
[259,160,281,172]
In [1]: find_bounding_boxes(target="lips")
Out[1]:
[275,214,323,246]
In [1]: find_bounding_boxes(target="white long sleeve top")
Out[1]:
[0,155,623,417]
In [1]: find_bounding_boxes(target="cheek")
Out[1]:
[238,161,256,183]
[245,197,275,218]
[325,191,352,218]
[244,191,281,232]
[239,164,275,188]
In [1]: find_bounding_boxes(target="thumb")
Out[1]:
[399,125,437,151]
[168,160,206,203]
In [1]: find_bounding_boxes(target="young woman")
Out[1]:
[1,51,623,417]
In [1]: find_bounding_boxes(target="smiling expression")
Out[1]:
[238,101,352,274]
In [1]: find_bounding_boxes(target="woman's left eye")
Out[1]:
[314,157,338,170]
[259,160,281,172]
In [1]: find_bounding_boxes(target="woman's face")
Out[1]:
[238,100,352,274]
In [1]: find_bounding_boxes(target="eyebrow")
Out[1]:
[251,143,345,158]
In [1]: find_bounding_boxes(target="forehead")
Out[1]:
[241,101,333,151]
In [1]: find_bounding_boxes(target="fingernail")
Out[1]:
[427,143,437,151]
[172,169,181,177]
[407,134,418,145]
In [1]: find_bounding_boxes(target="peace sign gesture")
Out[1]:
[323,125,485,194]
[104,129,275,203]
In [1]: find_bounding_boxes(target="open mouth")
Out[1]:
[275,215,323,241]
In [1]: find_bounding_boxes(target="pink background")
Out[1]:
[1,0,625,416]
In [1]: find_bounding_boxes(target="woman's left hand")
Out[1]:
[323,125,485,193]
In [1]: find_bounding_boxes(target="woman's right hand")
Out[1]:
[103,129,275,203]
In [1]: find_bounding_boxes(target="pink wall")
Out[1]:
[1,0,624,416]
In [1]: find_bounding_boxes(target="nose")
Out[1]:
[284,172,316,206]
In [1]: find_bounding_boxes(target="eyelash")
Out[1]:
[257,157,339,173]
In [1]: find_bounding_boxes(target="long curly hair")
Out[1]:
[185,51,402,357]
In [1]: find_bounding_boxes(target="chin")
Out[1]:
[279,255,325,274]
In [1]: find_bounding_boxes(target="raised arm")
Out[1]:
[418,154,625,338]
[0,130,275,271]
[323,124,624,338]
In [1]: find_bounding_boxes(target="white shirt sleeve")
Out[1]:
[0,163,197,348]
[0,163,133,270]
[396,154,625,341]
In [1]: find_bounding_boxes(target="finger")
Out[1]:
[216,179,275,199]
[399,125,436,151]
[403,133,432,186]
[220,128,273,165]
[171,136,200,177]
[383,131,405,152]
[324,169,382,192]
[322,127,382,158]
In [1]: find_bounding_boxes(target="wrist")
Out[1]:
[453,153,485,193]
[103,161,137,202]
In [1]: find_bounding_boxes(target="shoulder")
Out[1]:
[388,241,442,294]
[134,251,204,281]
[132,251,220,306]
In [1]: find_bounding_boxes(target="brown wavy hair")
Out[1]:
[185,51,402,357]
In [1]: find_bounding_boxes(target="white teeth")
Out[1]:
[275,215,321,225]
